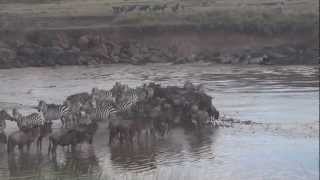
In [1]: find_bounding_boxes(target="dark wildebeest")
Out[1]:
[152,4,167,12]
[109,118,148,144]
[75,122,98,144]
[112,6,121,14]
[7,128,40,153]
[171,3,180,12]
[126,5,137,13]
[48,122,97,155]
[36,122,53,150]
[139,5,150,12]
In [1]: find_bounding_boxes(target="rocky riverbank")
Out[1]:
[0,25,318,69]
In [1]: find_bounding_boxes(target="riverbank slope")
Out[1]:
[0,0,318,68]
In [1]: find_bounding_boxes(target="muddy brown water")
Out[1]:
[0,63,318,180]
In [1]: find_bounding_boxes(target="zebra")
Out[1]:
[117,87,145,104]
[91,87,115,103]
[64,92,91,113]
[0,109,14,130]
[12,108,45,130]
[91,100,118,122]
[37,100,71,127]
[115,88,141,114]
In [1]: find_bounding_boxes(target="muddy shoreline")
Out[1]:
[0,25,318,69]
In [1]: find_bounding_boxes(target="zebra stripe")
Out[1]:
[38,100,70,122]
[92,88,115,102]
[93,101,117,121]
[116,100,136,113]
[13,109,45,129]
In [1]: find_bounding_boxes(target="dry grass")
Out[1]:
[0,0,318,34]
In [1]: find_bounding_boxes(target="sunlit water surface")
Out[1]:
[0,64,318,180]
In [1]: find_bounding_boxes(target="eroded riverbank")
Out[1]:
[0,25,318,69]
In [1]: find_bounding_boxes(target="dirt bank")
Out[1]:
[0,25,318,69]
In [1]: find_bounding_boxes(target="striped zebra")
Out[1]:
[117,88,139,104]
[91,88,115,102]
[114,88,141,115]
[0,109,14,130]
[64,92,91,113]
[12,108,45,130]
[91,100,118,122]
[38,100,71,127]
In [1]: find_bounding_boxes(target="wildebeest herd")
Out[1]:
[0,81,220,155]
[112,3,184,15]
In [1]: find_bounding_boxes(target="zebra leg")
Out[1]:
[18,144,23,153]
[27,143,31,152]
[71,144,76,152]
[37,137,42,150]
[52,144,57,154]
[48,140,52,155]
[109,127,115,145]
[61,118,65,128]
[7,140,13,153]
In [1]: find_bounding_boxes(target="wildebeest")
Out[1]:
[139,5,150,11]
[112,6,121,14]
[48,129,85,154]
[36,122,53,150]
[7,128,40,153]
[48,122,97,154]
[125,5,137,13]
[171,3,180,12]
[152,4,167,12]
[108,118,145,144]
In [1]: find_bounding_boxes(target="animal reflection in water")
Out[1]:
[50,147,100,175]
[7,147,99,177]
[109,127,217,172]
[0,81,220,171]
[7,153,45,177]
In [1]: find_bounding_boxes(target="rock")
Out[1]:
[78,35,90,49]
[0,41,9,48]
[0,48,16,62]
[219,54,233,64]
[248,55,268,64]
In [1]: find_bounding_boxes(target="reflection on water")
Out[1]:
[0,64,318,180]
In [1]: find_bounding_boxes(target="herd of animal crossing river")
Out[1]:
[0,63,318,180]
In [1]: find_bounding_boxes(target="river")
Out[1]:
[0,63,318,180]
